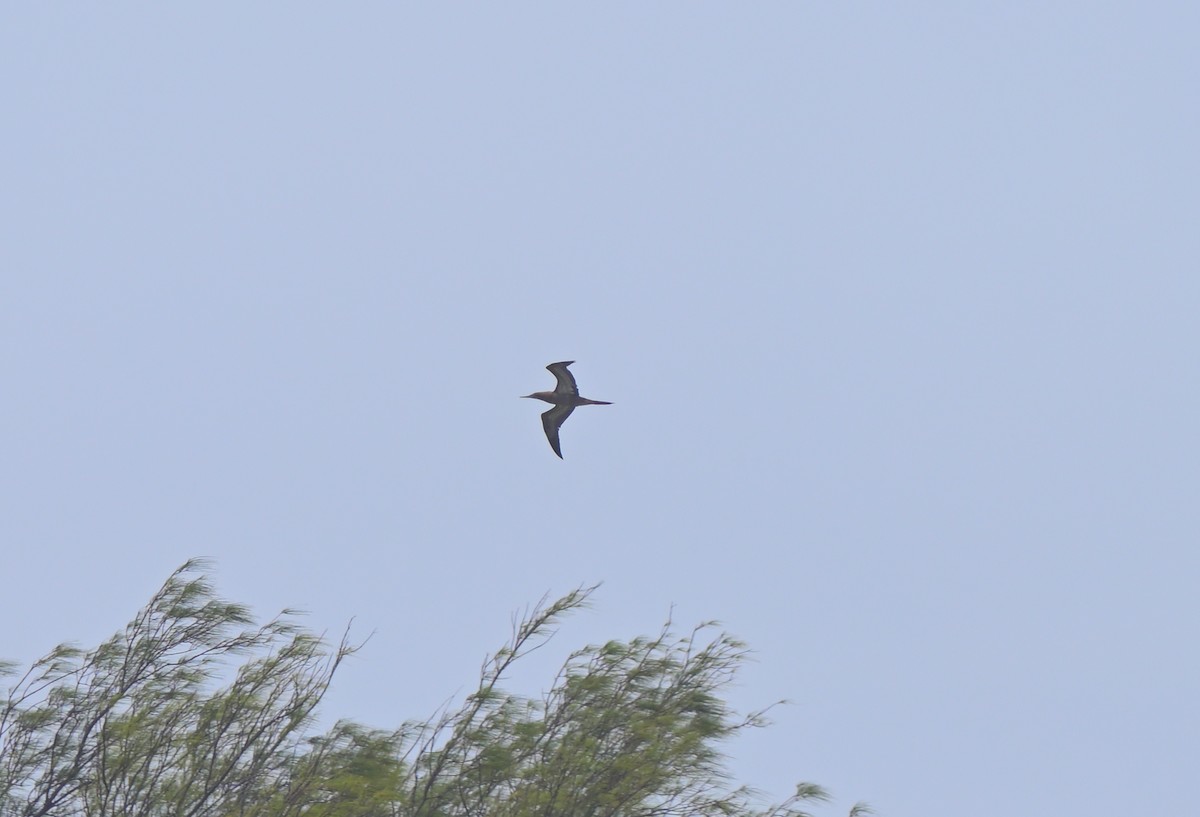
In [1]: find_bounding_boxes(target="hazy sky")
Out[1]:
[2,5,1197,816]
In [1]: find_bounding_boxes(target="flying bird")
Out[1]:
[522,361,612,458]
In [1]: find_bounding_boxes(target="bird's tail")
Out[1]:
[579,399,612,405]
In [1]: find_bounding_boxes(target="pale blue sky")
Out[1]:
[2,5,1197,816]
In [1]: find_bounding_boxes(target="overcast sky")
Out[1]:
[2,5,1197,816]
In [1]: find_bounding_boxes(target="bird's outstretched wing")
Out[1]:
[546,361,579,396]
[541,404,576,458]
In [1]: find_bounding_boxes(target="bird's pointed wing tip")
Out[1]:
[541,405,573,457]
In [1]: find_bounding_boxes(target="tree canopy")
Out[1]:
[0,560,867,817]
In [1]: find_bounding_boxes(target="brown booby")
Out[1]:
[521,361,612,458]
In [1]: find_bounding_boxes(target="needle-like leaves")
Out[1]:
[0,565,866,817]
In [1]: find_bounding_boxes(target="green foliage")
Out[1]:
[0,563,867,817]
[0,560,356,817]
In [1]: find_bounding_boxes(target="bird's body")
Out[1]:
[522,361,611,458]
